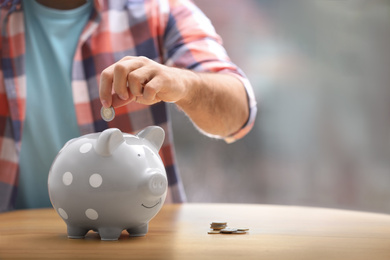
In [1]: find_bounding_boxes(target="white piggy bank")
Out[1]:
[48,126,167,240]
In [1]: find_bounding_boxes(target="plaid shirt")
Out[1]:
[0,0,257,212]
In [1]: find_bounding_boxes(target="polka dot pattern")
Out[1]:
[85,208,99,220]
[79,143,92,154]
[62,172,73,186]
[55,142,107,223]
[89,173,103,188]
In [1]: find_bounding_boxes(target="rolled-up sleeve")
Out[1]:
[162,0,257,143]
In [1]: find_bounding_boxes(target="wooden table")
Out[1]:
[1,203,390,260]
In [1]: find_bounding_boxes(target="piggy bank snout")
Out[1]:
[145,171,167,197]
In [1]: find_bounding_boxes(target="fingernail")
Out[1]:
[101,100,109,108]
[119,94,128,100]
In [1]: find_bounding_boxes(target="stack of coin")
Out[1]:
[208,222,249,235]
[210,221,227,230]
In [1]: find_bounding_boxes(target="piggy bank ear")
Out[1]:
[95,128,125,156]
[137,126,165,151]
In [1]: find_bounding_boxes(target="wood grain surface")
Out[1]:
[1,203,390,259]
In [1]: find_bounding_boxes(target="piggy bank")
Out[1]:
[48,126,167,240]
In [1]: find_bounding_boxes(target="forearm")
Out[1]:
[175,71,249,138]
[99,57,250,139]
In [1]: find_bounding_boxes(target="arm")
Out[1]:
[100,0,256,141]
[99,56,249,139]
[174,71,249,138]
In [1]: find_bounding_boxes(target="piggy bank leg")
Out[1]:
[127,223,148,237]
[67,226,89,239]
[98,227,123,241]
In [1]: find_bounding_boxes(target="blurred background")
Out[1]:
[169,0,390,214]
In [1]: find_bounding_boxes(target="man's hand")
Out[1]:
[99,56,249,139]
[99,56,196,108]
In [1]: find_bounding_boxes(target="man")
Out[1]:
[0,0,257,212]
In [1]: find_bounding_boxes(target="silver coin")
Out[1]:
[101,106,115,122]
[232,231,247,234]
[237,228,249,231]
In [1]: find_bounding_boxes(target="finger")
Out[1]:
[99,66,115,108]
[111,88,135,108]
[135,95,162,105]
[133,77,162,105]
[113,60,143,101]
[142,77,161,102]
[127,66,156,97]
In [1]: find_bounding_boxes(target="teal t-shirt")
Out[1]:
[15,0,93,209]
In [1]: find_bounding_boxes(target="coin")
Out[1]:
[232,231,247,234]
[208,221,249,235]
[211,226,226,230]
[220,228,238,234]
[101,106,115,122]
[211,222,227,225]
[237,228,249,231]
[210,222,227,228]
